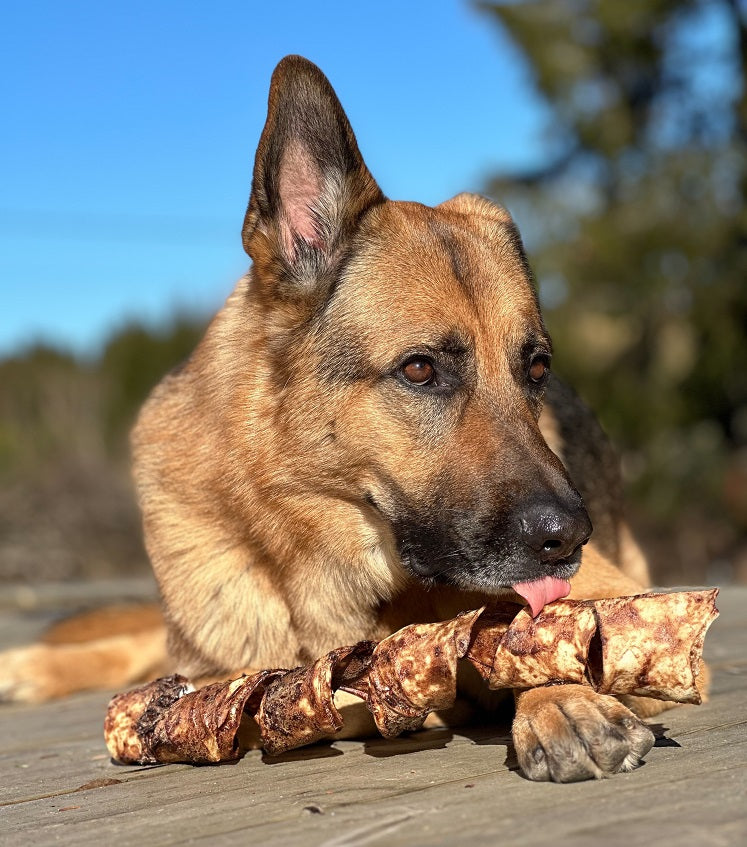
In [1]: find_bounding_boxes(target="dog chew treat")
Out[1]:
[103,670,285,764]
[104,590,718,765]
[590,593,719,702]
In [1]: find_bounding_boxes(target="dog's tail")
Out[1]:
[0,603,167,704]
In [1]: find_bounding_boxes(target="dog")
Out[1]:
[1,55,684,782]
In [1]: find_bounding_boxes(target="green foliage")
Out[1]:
[481,0,747,575]
[0,317,206,475]
[0,318,206,581]
[0,345,101,473]
[99,316,205,451]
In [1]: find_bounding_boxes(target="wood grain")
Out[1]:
[1,586,745,847]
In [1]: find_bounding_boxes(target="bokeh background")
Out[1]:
[2,0,745,589]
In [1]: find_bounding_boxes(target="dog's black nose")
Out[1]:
[520,500,592,563]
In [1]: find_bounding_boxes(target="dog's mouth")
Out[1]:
[397,540,583,609]
[396,536,584,616]
[366,488,587,614]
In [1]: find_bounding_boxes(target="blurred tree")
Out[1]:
[0,317,206,581]
[100,315,205,452]
[481,0,747,580]
[0,346,103,473]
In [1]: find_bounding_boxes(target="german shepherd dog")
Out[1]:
[1,56,680,782]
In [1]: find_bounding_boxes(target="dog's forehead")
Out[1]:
[331,198,543,354]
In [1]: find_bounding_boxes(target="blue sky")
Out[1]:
[1,0,550,358]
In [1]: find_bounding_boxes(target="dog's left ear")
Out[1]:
[242,56,384,289]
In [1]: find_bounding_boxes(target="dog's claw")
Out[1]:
[513,685,655,783]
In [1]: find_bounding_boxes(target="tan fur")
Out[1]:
[42,603,162,644]
[1,629,166,704]
[131,196,572,678]
[0,57,700,781]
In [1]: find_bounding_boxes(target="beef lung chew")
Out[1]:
[104,590,719,765]
[467,600,597,690]
[591,591,718,703]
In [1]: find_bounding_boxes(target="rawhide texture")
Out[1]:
[591,592,718,701]
[104,590,718,765]
[362,609,482,738]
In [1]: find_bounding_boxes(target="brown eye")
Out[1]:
[528,356,549,383]
[402,357,435,386]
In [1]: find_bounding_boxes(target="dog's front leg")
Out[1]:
[508,543,702,781]
[512,685,655,782]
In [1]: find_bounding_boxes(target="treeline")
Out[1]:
[0,318,205,581]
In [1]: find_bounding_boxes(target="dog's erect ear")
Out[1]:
[242,56,384,286]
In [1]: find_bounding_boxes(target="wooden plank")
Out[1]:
[0,587,744,847]
[2,710,745,847]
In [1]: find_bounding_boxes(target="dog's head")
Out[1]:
[241,56,591,610]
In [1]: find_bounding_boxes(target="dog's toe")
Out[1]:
[513,685,655,783]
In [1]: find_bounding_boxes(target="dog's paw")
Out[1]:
[0,645,57,704]
[512,685,655,783]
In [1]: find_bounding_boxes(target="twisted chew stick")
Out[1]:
[104,590,718,765]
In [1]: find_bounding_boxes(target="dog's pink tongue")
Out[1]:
[511,576,571,618]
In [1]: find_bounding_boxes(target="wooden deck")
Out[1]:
[1,583,745,847]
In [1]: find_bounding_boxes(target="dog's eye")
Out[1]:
[401,357,436,386]
[528,355,550,384]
